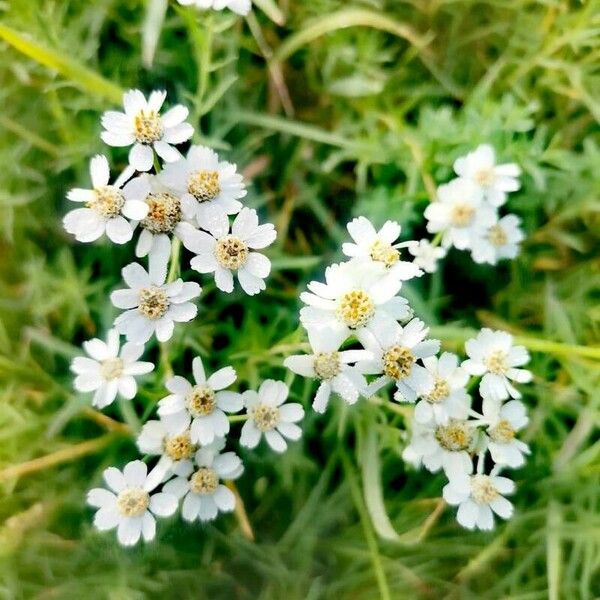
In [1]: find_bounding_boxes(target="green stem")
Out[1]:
[166,237,182,283]
[118,399,141,434]
[228,415,249,423]
[430,231,443,247]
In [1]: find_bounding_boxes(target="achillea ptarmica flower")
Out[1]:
[71,329,154,408]
[157,356,243,445]
[443,471,515,531]
[471,214,524,265]
[284,327,371,413]
[101,90,193,172]
[111,251,201,344]
[63,155,149,244]
[189,208,276,296]
[408,239,446,274]
[454,144,521,207]
[462,329,532,402]
[163,447,243,522]
[299,260,410,348]
[341,217,422,281]
[424,178,495,250]
[240,380,304,453]
[87,460,177,546]
[415,352,470,425]
[176,0,252,16]
[159,145,246,228]
[360,318,440,403]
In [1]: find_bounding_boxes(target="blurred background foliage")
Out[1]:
[0,0,599,598]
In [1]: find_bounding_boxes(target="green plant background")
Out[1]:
[0,0,599,598]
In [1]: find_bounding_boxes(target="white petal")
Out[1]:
[149,492,178,517]
[129,143,154,172]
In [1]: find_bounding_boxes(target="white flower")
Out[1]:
[101,90,193,172]
[414,352,470,425]
[157,356,243,445]
[424,178,496,250]
[454,144,521,207]
[63,155,149,244]
[408,239,446,274]
[471,214,524,265]
[341,217,422,280]
[176,0,252,16]
[240,380,304,453]
[159,145,246,228]
[87,460,177,546]
[462,329,532,402]
[299,260,410,348]
[284,327,371,414]
[443,472,515,531]
[360,319,440,403]
[163,447,243,522]
[189,208,276,296]
[70,329,154,408]
[111,250,201,344]
[480,400,530,468]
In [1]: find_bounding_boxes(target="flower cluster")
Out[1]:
[66,90,294,546]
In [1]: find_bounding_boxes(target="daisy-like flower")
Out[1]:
[157,356,243,445]
[70,329,154,408]
[240,380,304,453]
[101,89,193,172]
[443,471,515,531]
[63,155,148,244]
[401,419,474,479]
[408,239,446,274]
[176,0,252,16]
[189,208,276,296]
[462,329,532,402]
[360,319,440,403]
[414,352,470,425]
[159,145,246,228]
[424,178,496,250]
[480,400,530,468]
[454,144,521,207]
[341,217,422,281]
[87,460,177,546]
[471,214,524,265]
[111,250,201,344]
[283,327,371,414]
[299,260,410,348]
[162,446,242,522]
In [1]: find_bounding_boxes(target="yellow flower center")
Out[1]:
[434,420,471,452]
[313,352,341,380]
[190,467,219,495]
[485,350,508,375]
[369,239,400,268]
[100,358,124,380]
[488,419,515,443]
[137,287,169,320]
[187,170,220,202]
[450,204,475,227]
[474,168,496,187]
[133,110,163,144]
[215,236,249,270]
[423,376,450,403]
[186,385,216,417]
[488,224,508,247]
[382,345,415,380]
[470,475,499,504]
[87,185,125,218]
[116,487,150,517]
[140,192,182,234]
[164,431,195,461]
[251,404,280,432]
[336,289,375,329]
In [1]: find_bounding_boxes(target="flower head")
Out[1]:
[481,400,530,467]
[408,239,446,273]
[471,214,524,265]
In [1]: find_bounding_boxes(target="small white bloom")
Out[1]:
[189,208,276,296]
[462,329,532,402]
[454,144,521,207]
[360,319,440,403]
[71,329,154,408]
[240,380,304,453]
[300,260,410,348]
[157,356,243,445]
[63,155,148,244]
[471,214,524,265]
[443,472,515,531]
[480,400,530,468]
[87,460,177,546]
[408,239,446,274]
[284,327,370,414]
[176,0,252,16]
[159,145,246,228]
[415,352,470,425]
[163,447,242,522]
[101,89,193,172]
[424,178,496,250]
[342,217,422,281]
[111,250,201,344]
